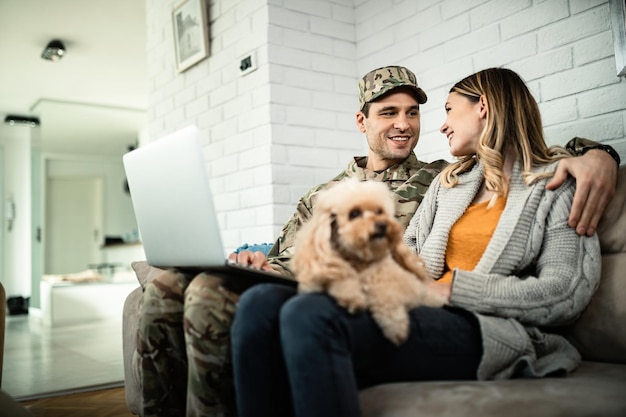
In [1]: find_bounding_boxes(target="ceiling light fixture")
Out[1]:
[41,39,66,61]
[4,115,40,127]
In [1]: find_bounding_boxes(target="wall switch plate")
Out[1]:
[239,50,258,76]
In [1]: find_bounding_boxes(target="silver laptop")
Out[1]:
[122,125,296,292]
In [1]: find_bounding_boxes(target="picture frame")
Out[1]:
[172,0,209,73]
[609,0,626,77]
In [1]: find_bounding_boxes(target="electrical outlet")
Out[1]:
[239,51,258,76]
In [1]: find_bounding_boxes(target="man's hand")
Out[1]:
[546,149,617,236]
[227,250,275,272]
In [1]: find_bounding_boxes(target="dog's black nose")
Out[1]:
[372,222,387,239]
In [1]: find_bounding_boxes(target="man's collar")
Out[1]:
[351,153,423,180]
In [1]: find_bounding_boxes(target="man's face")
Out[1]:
[356,90,421,171]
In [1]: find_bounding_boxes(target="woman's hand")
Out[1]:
[426,279,452,302]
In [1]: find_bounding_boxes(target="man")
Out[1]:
[137,66,619,417]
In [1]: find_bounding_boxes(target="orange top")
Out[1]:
[439,196,506,283]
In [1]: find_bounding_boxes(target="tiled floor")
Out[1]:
[2,315,125,400]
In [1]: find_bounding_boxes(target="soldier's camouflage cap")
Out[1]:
[358,65,427,109]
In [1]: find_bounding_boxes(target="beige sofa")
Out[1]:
[123,166,626,417]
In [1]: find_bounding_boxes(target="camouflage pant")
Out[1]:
[137,270,239,417]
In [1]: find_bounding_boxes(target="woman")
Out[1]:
[230,67,601,417]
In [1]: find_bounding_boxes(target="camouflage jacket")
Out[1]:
[267,154,449,276]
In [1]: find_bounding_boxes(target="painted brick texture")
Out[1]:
[146,0,626,253]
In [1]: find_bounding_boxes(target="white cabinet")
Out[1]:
[40,280,139,327]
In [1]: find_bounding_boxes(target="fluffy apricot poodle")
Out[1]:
[292,179,445,345]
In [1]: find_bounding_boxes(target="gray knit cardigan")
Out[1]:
[404,160,602,380]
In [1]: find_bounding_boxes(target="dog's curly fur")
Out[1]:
[292,179,446,345]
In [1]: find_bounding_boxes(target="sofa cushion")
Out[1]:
[359,361,626,417]
[596,165,626,254]
[123,286,144,416]
[565,166,626,364]
[567,253,626,363]
[131,260,165,288]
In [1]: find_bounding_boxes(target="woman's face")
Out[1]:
[440,92,486,157]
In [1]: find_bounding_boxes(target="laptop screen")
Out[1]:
[123,126,228,268]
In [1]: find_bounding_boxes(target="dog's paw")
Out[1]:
[420,289,447,308]
[328,278,367,313]
[335,291,367,314]
[297,281,324,293]
[382,324,409,346]
[372,308,410,345]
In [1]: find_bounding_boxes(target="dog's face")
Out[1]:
[318,180,401,265]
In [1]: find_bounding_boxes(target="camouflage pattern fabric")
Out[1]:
[136,152,448,416]
[358,65,427,108]
[267,154,449,276]
[138,270,239,417]
[184,273,239,417]
[565,136,620,166]
[137,269,190,417]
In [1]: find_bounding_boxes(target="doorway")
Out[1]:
[44,177,103,274]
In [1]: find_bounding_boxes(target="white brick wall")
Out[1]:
[146,0,626,253]
[267,0,362,238]
[353,0,626,162]
[146,0,275,252]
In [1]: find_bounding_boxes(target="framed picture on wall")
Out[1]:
[610,0,626,77]
[172,0,209,73]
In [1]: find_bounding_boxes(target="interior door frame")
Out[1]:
[41,155,106,277]
[44,175,104,274]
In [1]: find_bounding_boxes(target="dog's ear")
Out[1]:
[292,209,336,281]
[293,210,356,286]
[309,212,335,260]
[388,219,431,281]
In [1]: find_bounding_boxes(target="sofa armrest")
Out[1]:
[123,286,144,416]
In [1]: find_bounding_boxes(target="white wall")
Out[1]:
[0,146,139,302]
[352,0,626,162]
[44,157,138,240]
[146,0,273,251]
[35,156,138,307]
[267,0,365,229]
[0,124,32,298]
[145,0,626,252]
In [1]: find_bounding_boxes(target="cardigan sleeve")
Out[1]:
[449,183,602,327]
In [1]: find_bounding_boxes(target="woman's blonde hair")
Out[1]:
[440,68,571,203]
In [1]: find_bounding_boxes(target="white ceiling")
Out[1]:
[0,0,148,156]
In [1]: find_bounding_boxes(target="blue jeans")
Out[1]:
[231,283,482,417]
